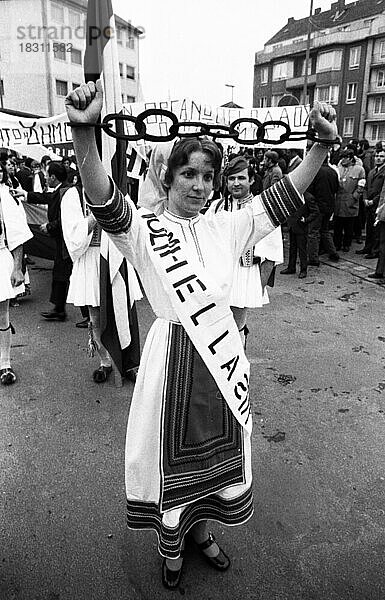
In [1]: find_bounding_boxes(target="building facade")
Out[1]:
[0,0,142,117]
[253,0,385,145]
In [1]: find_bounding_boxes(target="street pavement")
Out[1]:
[1,241,385,600]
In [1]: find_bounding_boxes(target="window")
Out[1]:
[370,123,385,142]
[72,83,80,90]
[258,97,268,108]
[71,48,82,65]
[317,50,342,72]
[119,62,124,77]
[315,85,339,105]
[260,66,268,85]
[126,65,135,80]
[343,117,354,137]
[349,46,361,69]
[117,28,123,45]
[300,59,312,77]
[373,96,385,114]
[380,41,385,58]
[56,80,68,96]
[346,83,357,103]
[69,10,81,28]
[272,62,289,81]
[127,95,136,103]
[376,70,385,87]
[271,94,282,107]
[51,2,64,22]
[127,35,135,50]
[54,46,66,61]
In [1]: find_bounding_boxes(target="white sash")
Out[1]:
[139,207,252,433]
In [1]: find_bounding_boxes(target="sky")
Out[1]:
[112,0,349,107]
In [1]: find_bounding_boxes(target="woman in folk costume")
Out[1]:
[210,156,283,345]
[61,185,142,382]
[65,81,338,589]
[0,163,33,385]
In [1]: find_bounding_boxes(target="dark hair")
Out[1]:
[164,137,222,190]
[247,165,255,181]
[359,139,369,151]
[41,155,51,167]
[341,148,355,161]
[48,162,68,182]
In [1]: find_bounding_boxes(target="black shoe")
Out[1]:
[41,310,66,321]
[192,532,230,572]
[364,253,380,259]
[367,273,384,279]
[0,367,16,385]
[75,318,90,329]
[280,268,295,274]
[329,253,340,261]
[308,261,320,266]
[162,548,185,590]
[93,365,112,383]
[298,271,307,279]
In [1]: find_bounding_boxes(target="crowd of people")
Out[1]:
[1,85,384,590]
[230,138,385,279]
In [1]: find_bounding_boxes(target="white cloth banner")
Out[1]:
[123,99,310,149]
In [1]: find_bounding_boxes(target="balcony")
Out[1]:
[367,83,385,95]
[364,113,385,122]
[286,74,316,89]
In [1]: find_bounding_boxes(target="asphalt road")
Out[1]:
[1,243,385,600]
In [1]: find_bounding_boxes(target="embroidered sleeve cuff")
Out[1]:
[86,180,132,234]
[260,175,304,227]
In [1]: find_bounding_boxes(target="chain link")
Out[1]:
[69,108,341,146]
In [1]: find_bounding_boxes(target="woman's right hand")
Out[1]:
[65,80,103,125]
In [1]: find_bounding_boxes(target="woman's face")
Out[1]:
[167,151,214,218]
[5,160,15,174]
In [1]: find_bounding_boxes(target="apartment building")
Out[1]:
[0,0,142,116]
[253,0,385,145]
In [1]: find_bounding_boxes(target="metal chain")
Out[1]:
[69,108,341,146]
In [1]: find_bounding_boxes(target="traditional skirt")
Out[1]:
[67,247,100,307]
[125,319,253,558]
[229,262,269,308]
[0,246,17,302]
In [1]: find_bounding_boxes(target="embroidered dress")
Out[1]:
[214,193,283,308]
[89,176,303,558]
[0,184,33,302]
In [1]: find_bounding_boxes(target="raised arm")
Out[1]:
[289,102,338,195]
[65,80,112,205]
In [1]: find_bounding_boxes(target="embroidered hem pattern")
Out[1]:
[126,487,253,559]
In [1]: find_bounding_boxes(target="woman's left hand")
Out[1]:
[309,101,338,141]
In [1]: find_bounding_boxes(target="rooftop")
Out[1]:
[266,0,385,45]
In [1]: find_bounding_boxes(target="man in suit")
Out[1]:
[356,149,385,259]
[18,162,71,320]
[306,155,340,265]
